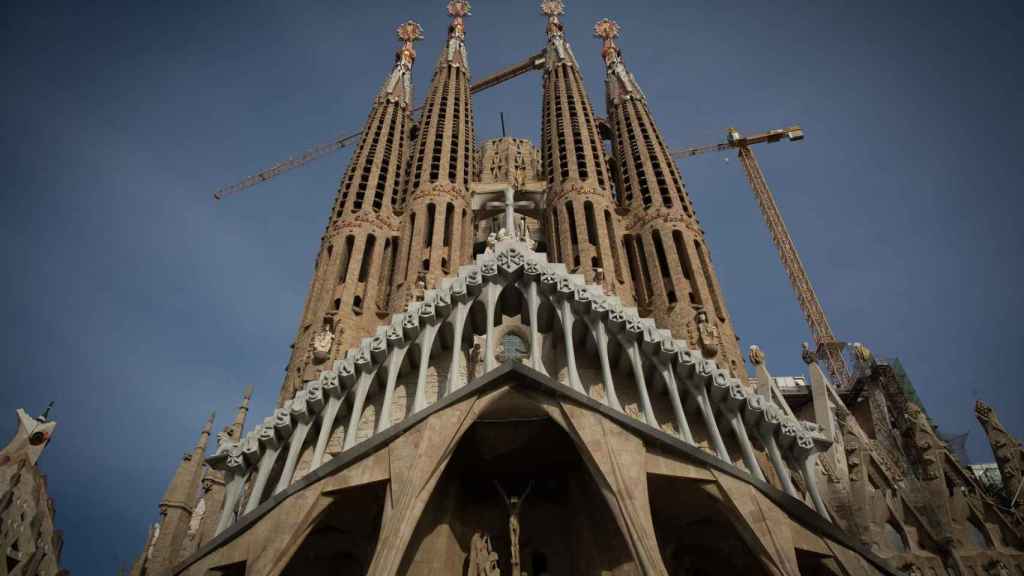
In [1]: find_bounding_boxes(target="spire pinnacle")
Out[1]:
[395,20,423,68]
[593,18,622,65]
[447,1,471,39]
[203,411,216,434]
[541,0,565,38]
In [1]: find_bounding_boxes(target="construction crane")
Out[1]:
[214,52,545,200]
[670,126,851,389]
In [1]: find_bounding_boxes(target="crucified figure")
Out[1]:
[494,480,533,576]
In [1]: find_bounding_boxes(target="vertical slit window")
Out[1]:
[623,234,645,305]
[425,203,436,248]
[605,210,624,283]
[443,202,454,247]
[403,214,417,281]
[338,235,356,284]
[583,201,598,246]
[358,235,376,283]
[635,236,655,305]
[652,230,677,304]
[694,240,725,320]
[565,201,580,269]
[551,212,562,262]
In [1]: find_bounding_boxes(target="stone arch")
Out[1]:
[280,481,387,575]
[648,474,774,576]
[396,389,637,575]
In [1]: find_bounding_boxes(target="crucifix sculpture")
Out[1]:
[494,479,533,576]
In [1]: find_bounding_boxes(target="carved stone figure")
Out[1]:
[695,310,720,358]
[906,403,943,481]
[495,480,533,576]
[485,232,497,255]
[748,345,765,366]
[468,531,501,576]
[311,329,334,363]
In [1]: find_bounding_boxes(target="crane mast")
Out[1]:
[671,127,850,388]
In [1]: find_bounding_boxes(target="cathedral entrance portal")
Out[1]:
[398,394,638,575]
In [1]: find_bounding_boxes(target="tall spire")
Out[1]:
[392,1,477,307]
[147,411,215,573]
[278,21,423,404]
[538,0,631,299]
[595,20,745,374]
[229,384,253,442]
[540,0,576,65]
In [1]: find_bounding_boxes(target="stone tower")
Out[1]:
[144,412,214,574]
[277,21,424,404]
[595,19,745,375]
[539,0,632,300]
[0,407,65,575]
[392,0,476,308]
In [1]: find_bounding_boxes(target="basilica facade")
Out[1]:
[129,2,1024,575]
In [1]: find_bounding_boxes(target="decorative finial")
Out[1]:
[594,18,623,66]
[748,345,765,366]
[540,0,564,17]
[395,20,423,67]
[396,20,424,44]
[801,342,815,365]
[541,0,565,38]
[593,18,620,41]
[448,0,471,18]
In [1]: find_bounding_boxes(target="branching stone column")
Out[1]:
[244,409,292,514]
[559,298,581,390]
[480,270,503,373]
[378,323,411,432]
[709,377,765,482]
[794,430,832,521]
[344,346,382,450]
[677,353,730,462]
[583,297,621,410]
[617,329,656,426]
[521,270,544,373]
[445,297,472,393]
[275,385,322,494]
[211,437,254,535]
[311,367,350,469]
[745,395,798,497]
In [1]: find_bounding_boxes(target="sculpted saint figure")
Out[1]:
[468,531,501,576]
[695,310,720,358]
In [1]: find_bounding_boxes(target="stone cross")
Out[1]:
[485,186,534,239]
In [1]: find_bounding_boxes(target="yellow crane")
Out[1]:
[670,126,851,389]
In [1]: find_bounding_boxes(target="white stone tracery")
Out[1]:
[208,239,834,534]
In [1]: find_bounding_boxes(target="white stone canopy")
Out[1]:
[207,238,834,535]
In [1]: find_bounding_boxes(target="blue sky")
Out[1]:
[2,0,1022,572]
